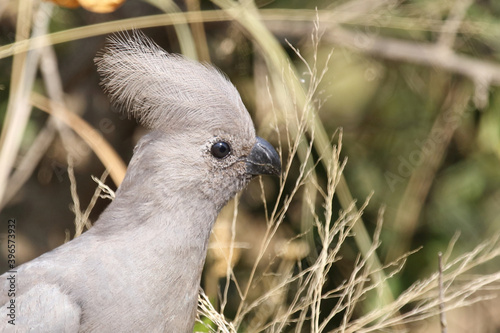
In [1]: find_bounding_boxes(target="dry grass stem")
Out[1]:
[3,2,499,332]
[0,2,49,204]
[91,173,116,201]
[197,289,236,333]
[438,252,447,333]
[31,93,127,185]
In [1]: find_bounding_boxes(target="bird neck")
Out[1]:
[94,176,219,246]
[90,181,219,330]
[88,134,223,330]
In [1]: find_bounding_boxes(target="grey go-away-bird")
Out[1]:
[0,31,280,332]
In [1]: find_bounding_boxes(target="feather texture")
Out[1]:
[95,30,253,136]
[0,31,280,333]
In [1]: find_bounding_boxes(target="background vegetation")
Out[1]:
[0,0,499,331]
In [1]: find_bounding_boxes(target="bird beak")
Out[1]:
[245,137,281,177]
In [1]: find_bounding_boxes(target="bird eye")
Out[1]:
[211,141,231,159]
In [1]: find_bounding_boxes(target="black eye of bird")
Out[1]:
[211,141,231,159]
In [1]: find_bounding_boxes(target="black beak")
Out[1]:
[245,137,281,177]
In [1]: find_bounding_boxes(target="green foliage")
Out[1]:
[1,0,500,331]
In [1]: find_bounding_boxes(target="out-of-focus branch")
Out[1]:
[437,0,473,48]
[264,5,499,109]
[389,84,472,260]
[0,1,46,205]
[185,0,211,61]
[0,119,57,210]
[322,27,498,106]
[324,28,500,84]
[1,6,498,106]
[322,0,399,23]
[31,93,127,186]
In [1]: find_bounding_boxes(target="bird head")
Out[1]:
[95,31,281,211]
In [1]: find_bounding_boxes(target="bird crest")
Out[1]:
[95,30,254,136]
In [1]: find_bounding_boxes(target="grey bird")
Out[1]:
[0,31,280,332]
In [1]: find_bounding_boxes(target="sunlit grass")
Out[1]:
[1,1,500,332]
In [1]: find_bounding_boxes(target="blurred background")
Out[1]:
[0,0,499,331]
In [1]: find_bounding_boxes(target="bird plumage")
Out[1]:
[0,31,280,332]
[95,30,254,138]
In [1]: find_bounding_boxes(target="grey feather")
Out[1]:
[95,30,253,138]
[0,31,280,332]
